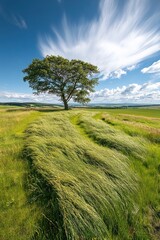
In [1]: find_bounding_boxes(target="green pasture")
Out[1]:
[0,108,41,240]
[0,107,159,239]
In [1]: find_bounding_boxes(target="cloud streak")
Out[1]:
[0,5,27,29]
[141,60,160,74]
[39,0,160,79]
[11,14,27,29]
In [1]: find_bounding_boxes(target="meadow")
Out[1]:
[0,107,42,240]
[0,106,160,239]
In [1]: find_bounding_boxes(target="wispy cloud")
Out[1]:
[39,0,160,80]
[0,5,27,29]
[141,60,160,74]
[11,14,27,29]
[90,82,160,103]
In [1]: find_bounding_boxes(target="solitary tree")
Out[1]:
[23,55,99,110]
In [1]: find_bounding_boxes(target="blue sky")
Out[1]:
[0,0,160,104]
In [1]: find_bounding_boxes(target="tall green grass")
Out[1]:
[96,110,160,239]
[24,112,139,239]
[76,112,146,160]
[0,109,41,240]
[1,107,159,239]
[101,113,160,143]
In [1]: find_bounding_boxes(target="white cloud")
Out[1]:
[90,82,160,103]
[127,65,137,71]
[0,92,59,103]
[141,60,160,74]
[110,69,127,79]
[1,82,160,104]
[39,0,160,80]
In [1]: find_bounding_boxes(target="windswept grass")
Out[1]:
[101,113,160,143]
[76,112,146,160]
[24,112,139,239]
[95,110,160,239]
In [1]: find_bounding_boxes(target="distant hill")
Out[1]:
[0,102,160,109]
[0,102,62,108]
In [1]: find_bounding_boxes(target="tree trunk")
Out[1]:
[63,99,69,110]
[61,93,69,110]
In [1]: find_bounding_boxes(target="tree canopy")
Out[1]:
[23,55,99,110]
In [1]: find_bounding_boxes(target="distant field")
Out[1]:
[84,107,160,118]
[0,107,160,239]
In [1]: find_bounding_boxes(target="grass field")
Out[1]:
[0,106,160,239]
[0,107,42,240]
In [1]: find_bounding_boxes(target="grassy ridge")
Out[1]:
[0,108,41,240]
[24,112,138,239]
